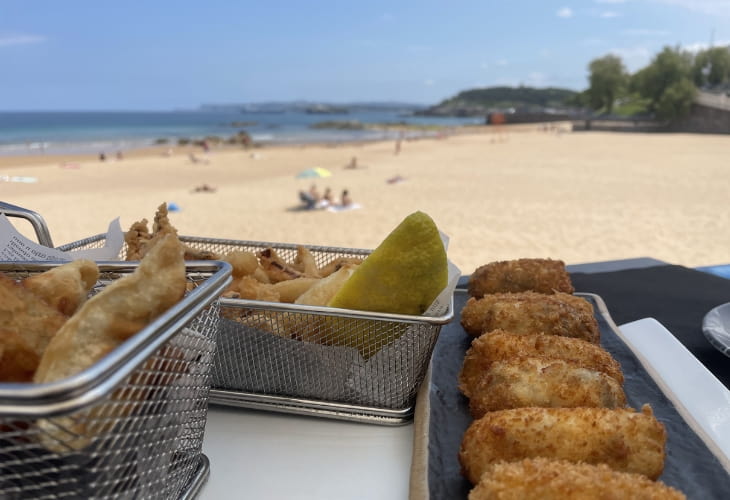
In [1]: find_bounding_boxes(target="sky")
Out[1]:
[1,0,729,110]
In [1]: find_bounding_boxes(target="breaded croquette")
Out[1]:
[459,405,666,484]
[460,292,600,342]
[468,258,574,298]
[459,331,623,398]
[468,458,686,500]
[467,357,627,418]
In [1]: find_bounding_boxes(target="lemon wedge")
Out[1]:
[327,211,447,315]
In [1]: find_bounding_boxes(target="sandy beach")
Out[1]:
[1,127,728,275]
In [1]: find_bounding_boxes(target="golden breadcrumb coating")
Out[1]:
[459,405,666,484]
[468,258,574,298]
[467,357,626,417]
[460,292,599,343]
[468,458,686,500]
[459,331,623,398]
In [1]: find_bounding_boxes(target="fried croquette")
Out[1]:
[468,458,686,500]
[460,292,599,343]
[467,357,627,418]
[468,258,574,298]
[459,405,666,484]
[459,331,623,398]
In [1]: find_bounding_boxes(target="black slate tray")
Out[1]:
[414,290,730,500]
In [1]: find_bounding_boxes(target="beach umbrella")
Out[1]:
[296,167,332,179]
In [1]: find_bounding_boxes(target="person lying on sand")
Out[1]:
[192,183,217,193]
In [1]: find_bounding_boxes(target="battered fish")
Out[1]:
[467,357,627,418]
[0,274,68,382]
[22,259,99,316]
[460,292,600,343]
[459,405,666,484]
[468,258,574,298]
[468,458,686,500]
[459,331,623,398]
[34,233,187,451]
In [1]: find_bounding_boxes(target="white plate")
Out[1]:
[702,302,730,357]
[619,317,730,471]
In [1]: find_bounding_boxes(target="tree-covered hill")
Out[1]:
[418,86,578,116]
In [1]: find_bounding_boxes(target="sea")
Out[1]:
[0,110,482,156]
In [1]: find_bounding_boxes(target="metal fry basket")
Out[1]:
[58,234,454,425]
[0,260,231,499]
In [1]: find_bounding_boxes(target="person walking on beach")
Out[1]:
[394,132,404,155]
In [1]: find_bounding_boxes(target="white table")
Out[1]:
[199,406,414,500]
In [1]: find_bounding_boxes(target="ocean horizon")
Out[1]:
[0,110,482,156]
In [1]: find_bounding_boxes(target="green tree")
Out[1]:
[630,46,696,121]
[692,46,730,87]
[655,78,696,121]
[587,55,628,113]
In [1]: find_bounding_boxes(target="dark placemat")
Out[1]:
[426,290,729,500]
[570,265,730,389]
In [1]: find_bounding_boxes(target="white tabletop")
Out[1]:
[199,406,414,500]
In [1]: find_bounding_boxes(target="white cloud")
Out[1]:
[600,10,621,17]
[496,59,509,66]
[595,0,626,3]
[480,61,489,69]
[424,79,435,86]
[608,45,652,70]
[525,72,549,86]
[0,34,46,47]
[557,7,574,18]
[622,28,671,36]
[650,0,730,17]
[684,39,730,52]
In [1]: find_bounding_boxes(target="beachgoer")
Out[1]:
[189,153,210,164]
[345,156,358,169]
[340,189,353,207]
[309,184,322,203]
[323,187,334,205]
[116,151,124,160]
[394,134,403,155]
[299,190,317,209]
[193,183,217,193]
[99,152,106,162]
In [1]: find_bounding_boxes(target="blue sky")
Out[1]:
[2,0,729,110]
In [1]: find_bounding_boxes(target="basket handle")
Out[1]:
[0,201,54,248]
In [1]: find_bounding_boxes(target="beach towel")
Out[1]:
[326,203,362,213]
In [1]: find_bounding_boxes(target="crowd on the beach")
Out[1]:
[299,184,354,210]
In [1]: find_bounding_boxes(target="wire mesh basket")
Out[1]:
[0,260,231,499]
[58,234,454,425]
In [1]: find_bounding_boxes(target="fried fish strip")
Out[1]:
[125,203,220,261]
[468,458,686,500]
[459,405,666,484]
[468,258,575,297]
[459,331,623,398]
[292,246,321,278]
[318,256,365,277]
[34,233,187,451]
[22,259,99,316]
[460,292,599,343]
[0,274,68,382]
[467,357,627,418]
[258,247,303,283]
